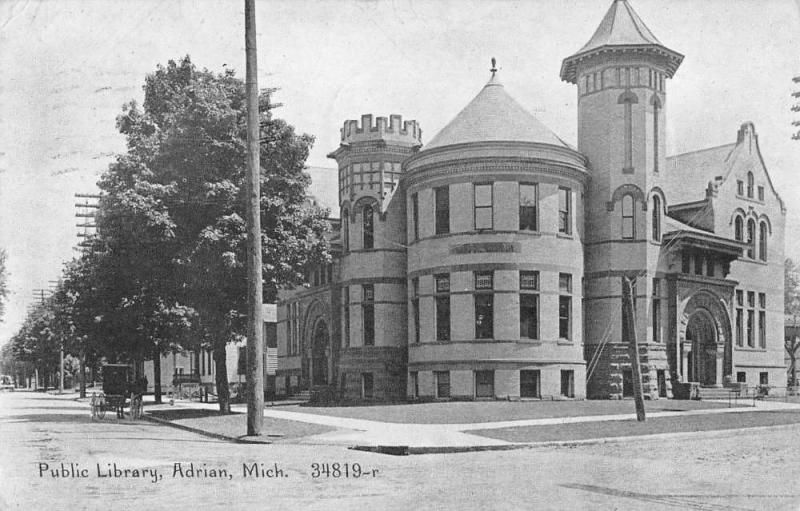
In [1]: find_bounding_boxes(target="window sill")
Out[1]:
[739,258,768,265]
[556,232,574,240]
[557,339,574,345]
[735,194,765,206]
[735,347,767,352]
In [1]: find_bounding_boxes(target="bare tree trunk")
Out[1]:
[79,349,86,398]
[213,342,230,414]
[153,345,162,404]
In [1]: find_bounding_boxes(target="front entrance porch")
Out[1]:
[682,311,724,386]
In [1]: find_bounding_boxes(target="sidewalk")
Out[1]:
[140,397,800,452]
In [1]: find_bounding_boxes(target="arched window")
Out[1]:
[734,216,743,242]
[651,195,661,241]
[621,195,634,239]
[362,204,374,249]
[341,208,349,252]
[759,221,768,261]
[746,219,755,258]
[747,172,754,198]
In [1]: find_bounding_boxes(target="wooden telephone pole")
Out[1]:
[245,0,265,436]
[75,193,101,399]
[622,276,646,422]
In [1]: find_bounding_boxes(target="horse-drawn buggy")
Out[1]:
[90,364,146,420]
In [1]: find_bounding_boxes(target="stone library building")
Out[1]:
[274,0,786,402]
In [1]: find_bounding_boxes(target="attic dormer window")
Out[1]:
[758,186,764,201]
[747,172,754,198]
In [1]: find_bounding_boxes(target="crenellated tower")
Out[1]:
[561,0,683,399]
[327,114,421,401]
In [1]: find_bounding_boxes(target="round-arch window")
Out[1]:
[362,205,374,249]
[651,195,661,241]
[621,195,634,239]
[734,216,743,242]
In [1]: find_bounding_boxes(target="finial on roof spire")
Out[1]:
[490,57,497,76]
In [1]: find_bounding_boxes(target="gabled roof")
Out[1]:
[664,123,784,214]
[664,144,736,203]
[560,0,683,83]
[423,73,572,151]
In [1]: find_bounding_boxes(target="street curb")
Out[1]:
[351,421,800,455]
[142,412,272,444]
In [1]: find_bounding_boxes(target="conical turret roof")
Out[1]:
[560,0,682,84]
[424,73,571,151]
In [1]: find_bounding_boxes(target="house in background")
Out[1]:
[143,304,277,397]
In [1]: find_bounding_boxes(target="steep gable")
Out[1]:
[713,123,785,214]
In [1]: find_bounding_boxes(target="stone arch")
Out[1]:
[728,207,747,227]
[301,298,333,388]
[649,93,662,108]
[300,298,331,357]
[757,213,772,235]
[618,90,639,104]
[606,183,646,211]
[678,290,731,385]
[648,186,667,209]
[350,196,381,222]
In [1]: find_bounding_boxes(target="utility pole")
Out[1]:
[75,193,100,398]
[245,0,265,436]
[622,276,646,422]
[792,76,800,140]
[32,288,54,390]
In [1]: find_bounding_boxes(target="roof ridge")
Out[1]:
[667,142,736,160]
[622,0,652,44]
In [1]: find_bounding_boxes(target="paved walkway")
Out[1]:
[138,396,800,449]
[258,400,800,448]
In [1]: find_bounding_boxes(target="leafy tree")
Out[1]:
[786,258,800,315]
[0,249,8,322]
[99,56,329,412]
[10,298,62,389]
[786,259,800,386]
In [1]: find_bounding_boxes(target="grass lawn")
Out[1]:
[147,409,334,440]
[273,399,734,425]
[468,410,800,443]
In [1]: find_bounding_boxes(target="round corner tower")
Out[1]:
[560,0,683,399]
[327,114,422,401]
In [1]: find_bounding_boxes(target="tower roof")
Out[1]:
[423,72,571,151]
[560,0,683,84]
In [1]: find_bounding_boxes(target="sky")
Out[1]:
[1,0,799,346]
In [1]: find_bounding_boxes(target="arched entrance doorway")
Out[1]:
[678,290,731,387]
[311,320,329,386]
[686,311,717,385]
